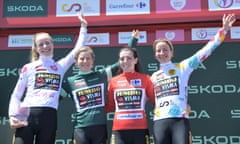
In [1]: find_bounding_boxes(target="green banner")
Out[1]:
[3,0,48,18]
[51,34,75,46]
[1,43,240,144]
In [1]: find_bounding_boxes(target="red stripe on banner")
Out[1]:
[0,0,239,28]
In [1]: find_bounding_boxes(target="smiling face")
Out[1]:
[76,51,94,72]
[119,49,138,72]
[154,39,174,64]
[34,33,54,57]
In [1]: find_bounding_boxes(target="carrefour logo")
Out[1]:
[109,2,147,9]
[136,2,147,8]
[106,0,150,15]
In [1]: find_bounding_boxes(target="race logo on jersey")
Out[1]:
[116,80,128,88]
[72,83,104,111]
[117,113,143,120]
[34,73,61,91]
[154,76,179,98]
[168,69,176,75]
[130,79,141,87]
[153,71,165,81]
[21,66,27,74]
[50,65,58,71]
[115,88,143,110]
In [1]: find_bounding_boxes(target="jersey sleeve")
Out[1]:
[60,79,71,100]
[185,28,226,70]
[58,26,88,73]
[128,36,138,48]
[8,65,28,117]
[99,62,119,82]
[105,80,115,113]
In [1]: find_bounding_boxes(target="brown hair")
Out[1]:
[118,46,143,73]
[152,38,174,52]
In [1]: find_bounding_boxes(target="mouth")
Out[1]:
[121,64,131,71]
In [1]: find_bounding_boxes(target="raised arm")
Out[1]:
[59,13,88,73]
[222,13,236,32]
[203,14,236,53]
[185,14,236,69]
[128,29,140,47]
[74,13,88,51]
[103,29,140,79]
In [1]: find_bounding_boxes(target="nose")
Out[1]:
[83,58,88,62]
[122,58,128,63]
[43,43,48,48]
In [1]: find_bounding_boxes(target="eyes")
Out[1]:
[156,48,169,53]
[79,57,92,61]
[119,56,134,62]
[36,40,52,48]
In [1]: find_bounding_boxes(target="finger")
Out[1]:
[222,14,226,22]
[227,14,236,25]
[10,120,27,129]
[78,13,84,21]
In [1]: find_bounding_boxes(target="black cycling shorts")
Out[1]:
[13,107,57,144]
[110,129,150,144]
[73,125,107,144]
[153,118,190,144]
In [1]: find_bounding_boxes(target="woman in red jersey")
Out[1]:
[106,46,155,144]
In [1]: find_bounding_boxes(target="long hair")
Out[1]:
[118,46,143,74]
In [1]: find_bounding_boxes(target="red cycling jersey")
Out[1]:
[106,71,155,130]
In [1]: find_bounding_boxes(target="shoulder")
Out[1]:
[136,72,150,78]
[20,62,36,73]
[109,74,121,81]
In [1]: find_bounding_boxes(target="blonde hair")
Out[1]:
[31,32,53,62]
[74,46,95,63]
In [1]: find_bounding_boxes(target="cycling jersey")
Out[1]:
[8,27,87,117]
[106,71,155,130]
[151,28,226,120]
[63,37,138,128]
[64,64,119,128]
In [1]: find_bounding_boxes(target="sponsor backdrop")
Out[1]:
[1,0,240,144]
[0,42,240,144]
[1,0,240,28]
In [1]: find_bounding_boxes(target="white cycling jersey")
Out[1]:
[151,28,226,121]
[8,27,87,117]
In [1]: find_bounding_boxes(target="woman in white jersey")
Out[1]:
[8,13,88,144]
[151,14,236,144]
